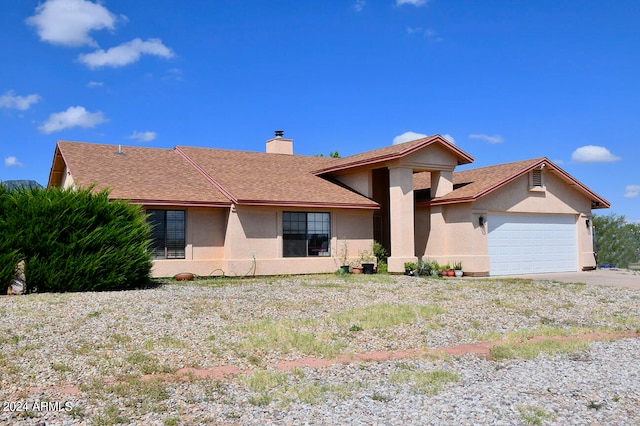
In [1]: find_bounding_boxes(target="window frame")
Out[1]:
[147,209,186,259]
[282,211,331,258]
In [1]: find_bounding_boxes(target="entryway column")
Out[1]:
[387,166,417,273]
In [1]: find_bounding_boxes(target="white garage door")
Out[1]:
[488,214,577,275]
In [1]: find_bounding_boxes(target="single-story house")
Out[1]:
[47,133,609,277]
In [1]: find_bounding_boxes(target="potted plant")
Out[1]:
[440,263,452,277]
[453,261,463,277]
[358,248,376,274]
[417,258,431,276]
[339,241,350,274]
[404,261,417,276]
[430,260,440,276]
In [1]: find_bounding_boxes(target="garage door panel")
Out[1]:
[488,214,577,275]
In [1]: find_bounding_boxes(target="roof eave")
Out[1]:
[124,199,233,208]
[236,200,380,210]
[313,135,474,175]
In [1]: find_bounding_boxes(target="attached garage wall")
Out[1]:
[488,213,578,275]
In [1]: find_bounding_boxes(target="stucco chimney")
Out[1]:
[266,130,293,155]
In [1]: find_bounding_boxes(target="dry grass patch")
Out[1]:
[239,369,355,407]
[232,318,345,359]
[390,368,460,395]
[334,303,444,330]
[490,339,588,361]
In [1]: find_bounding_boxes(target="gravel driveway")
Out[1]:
[1,274,639,425]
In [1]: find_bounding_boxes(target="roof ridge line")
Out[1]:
[313,135,473,175]
[174,146,238,204]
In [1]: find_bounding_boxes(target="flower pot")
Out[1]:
[352,266,363,274]
[430,269,439,277]
[340,265,350,274]
[454,270,463,278]
[174,273,195,281]
[362,263,375,274]
[447,269,455,277]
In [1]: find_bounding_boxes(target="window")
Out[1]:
[147,210,186,259]
[283,212,331,257]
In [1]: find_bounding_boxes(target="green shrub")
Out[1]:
[0,185,152,292]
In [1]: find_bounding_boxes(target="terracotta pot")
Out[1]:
[174,273,195,281]
[447,269,455,277]
[352,266,363,274]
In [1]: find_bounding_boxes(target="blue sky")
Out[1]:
[1,0,638,221]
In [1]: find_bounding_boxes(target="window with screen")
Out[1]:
[283,212,331,257]
[147,210,186,259]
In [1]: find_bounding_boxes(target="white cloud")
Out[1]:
[624,185,640,199]
[39,106,107,134]
[87,81,103,88]
[442,134,456,144]
[469,133,504,144]
[78,38,175,69]
[4,156,23,167]
[26,0,118,47]
[353,0,366,12]
[0,91,41,110]
[127,130,157,142]
[571,145,621,163]
[397,0,428,6]
[393,131,428,145]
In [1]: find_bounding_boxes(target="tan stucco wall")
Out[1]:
[419,203,487,273]
[151,207,228,277]
[478,170,595,270]
[334,170,372,198]
[416,170,597,275]
[151,205,374,278]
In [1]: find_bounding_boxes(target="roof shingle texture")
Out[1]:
[176,146,377,207]
[55,141,377,208]
[414,158,544,202]
[56,141,231,204]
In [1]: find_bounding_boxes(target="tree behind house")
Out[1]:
[593,213,640,268]
[0,185,153,292]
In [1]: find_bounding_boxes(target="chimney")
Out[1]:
[266,130,293,155]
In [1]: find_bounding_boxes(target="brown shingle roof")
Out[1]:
[414,157,610,208]
[176,146,378,208]
[50,141,231,206]
[49,141,378,209]
[314,135,474,175]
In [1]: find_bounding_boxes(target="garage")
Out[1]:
[488,213,578,275]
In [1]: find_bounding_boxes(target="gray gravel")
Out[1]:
[1,275,639,425]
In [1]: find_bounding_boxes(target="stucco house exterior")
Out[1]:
[48,133,609,277]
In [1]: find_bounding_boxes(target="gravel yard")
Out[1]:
[1,274,639,425]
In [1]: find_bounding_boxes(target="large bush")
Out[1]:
[0,185,153,292]
[593,213,640,268]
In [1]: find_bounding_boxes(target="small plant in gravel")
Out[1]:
[518,405,553,425]
[334,303,444,329]
[125,351,171,374]
[371,392,393,402]
[164,417,180,426]
[390,369,460,395]
[51,362,72,372]
[490,339,588,361]
[92,404,129,426]
[233,318,345,358]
